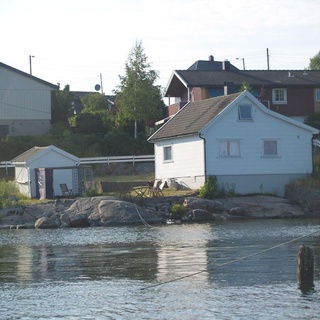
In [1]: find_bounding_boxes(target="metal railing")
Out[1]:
[0,154,155,169]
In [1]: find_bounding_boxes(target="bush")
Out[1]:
[170,203,186,217]
[0,180,21,209]
[198,176,218,199]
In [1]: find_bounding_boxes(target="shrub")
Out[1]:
[198,176,218,199]
[0,180,21,209]
[170,203,186,217]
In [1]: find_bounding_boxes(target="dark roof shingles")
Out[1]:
[150,93,241,141]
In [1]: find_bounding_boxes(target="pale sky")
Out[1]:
[1,0,319,95]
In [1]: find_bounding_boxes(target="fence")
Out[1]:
[0,155,155,169]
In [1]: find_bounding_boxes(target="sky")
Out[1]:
[1,0,319,95]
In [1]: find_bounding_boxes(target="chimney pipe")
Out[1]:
[209,55,214,61]
[223,60,230,71]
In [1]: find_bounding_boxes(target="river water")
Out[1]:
[0,218,319,320]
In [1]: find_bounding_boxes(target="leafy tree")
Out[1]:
[239,81,253,92]
[115,40,164,138]
[81,93,114,131]
[51,85,74,123]
[308,51,320,70]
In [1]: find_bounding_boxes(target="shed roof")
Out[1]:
[11,145,79,164]
[149,92,241,142]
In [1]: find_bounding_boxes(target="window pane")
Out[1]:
[164,146,172,161]
[219,141,240,156]
[239,105,252,120]
[264,141,278,156]
[273,89,287,103]
[316,89,320,102]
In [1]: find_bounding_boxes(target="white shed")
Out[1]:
[11,145,92,199]
[148,91,319,197]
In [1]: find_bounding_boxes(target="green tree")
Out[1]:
[51,85,74,123]
[115,39,164,138]
[309,51,320,70]
[81,93,114,131]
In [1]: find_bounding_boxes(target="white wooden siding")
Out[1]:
[202,96,314,176]
[154,136,205,189]
[0,67,52,121]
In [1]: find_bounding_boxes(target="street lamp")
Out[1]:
[236,58,245,70]
[29,55,35,75]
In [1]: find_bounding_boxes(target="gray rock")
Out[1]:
[183,197,226,212]
[69,213,90,228]
[35,217,60,229]
[88,199,162,225]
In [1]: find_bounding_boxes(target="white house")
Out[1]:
[11,145,86,199]
[148,91,319,197]
[0,62,58,136]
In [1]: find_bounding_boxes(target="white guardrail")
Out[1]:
[0,155,155,169]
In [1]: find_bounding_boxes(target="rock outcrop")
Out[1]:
[0,192,314,229]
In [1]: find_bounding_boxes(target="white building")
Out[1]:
[0,62,58,136]
[148,91,319,197]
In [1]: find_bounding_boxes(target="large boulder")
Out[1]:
[35,216,60,229]
[183,197,227,213]
[88,199,162,225]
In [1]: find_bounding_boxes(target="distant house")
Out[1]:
[11,145,93,199]
[164,56,320,123]
[148,91,319,197]
[0,62,59,136]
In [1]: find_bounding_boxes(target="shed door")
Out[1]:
[36,168,54,199]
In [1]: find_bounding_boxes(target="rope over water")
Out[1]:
[135,205,152,228]
[140,229,319,290]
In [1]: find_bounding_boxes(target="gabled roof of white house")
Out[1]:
[148,91,319,142]
[11,145,79,164]
[0,62,59,90]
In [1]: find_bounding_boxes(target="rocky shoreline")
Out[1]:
[1,189,319,229]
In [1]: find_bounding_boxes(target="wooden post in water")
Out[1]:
[297,245,314,291]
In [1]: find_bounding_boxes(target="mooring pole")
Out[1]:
[297,245,314,291]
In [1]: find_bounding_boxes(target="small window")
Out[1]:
[219,141,240,157]
[238,104,252,120]
[315,89,320,102]
[163,145,172,161]
[272,88,287,104]
[263,140,278,157]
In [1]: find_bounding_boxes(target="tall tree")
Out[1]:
[51,84,74,123]
[309,51,320,70]
[115,40,163,138]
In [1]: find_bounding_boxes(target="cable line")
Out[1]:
[141,229,319,290]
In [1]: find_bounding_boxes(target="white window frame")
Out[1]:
[262,139,279,157]
[272,88,287,104]
[315,89,320,102]
[238,104,253,120]
[219,140,240,157]
[163,145,173,162]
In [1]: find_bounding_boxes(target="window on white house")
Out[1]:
[163,145,172,161]
[315,89,320,102]
[238,104,253,120]
[219,140,240,157]
[263,140,278,157]
[272,88,287,104]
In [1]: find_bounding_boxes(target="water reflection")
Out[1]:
[0,219,319,288]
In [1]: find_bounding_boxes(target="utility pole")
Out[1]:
[266,48,270,70]
[99,73,104,95]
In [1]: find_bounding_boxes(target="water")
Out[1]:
[0,219,320,319]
